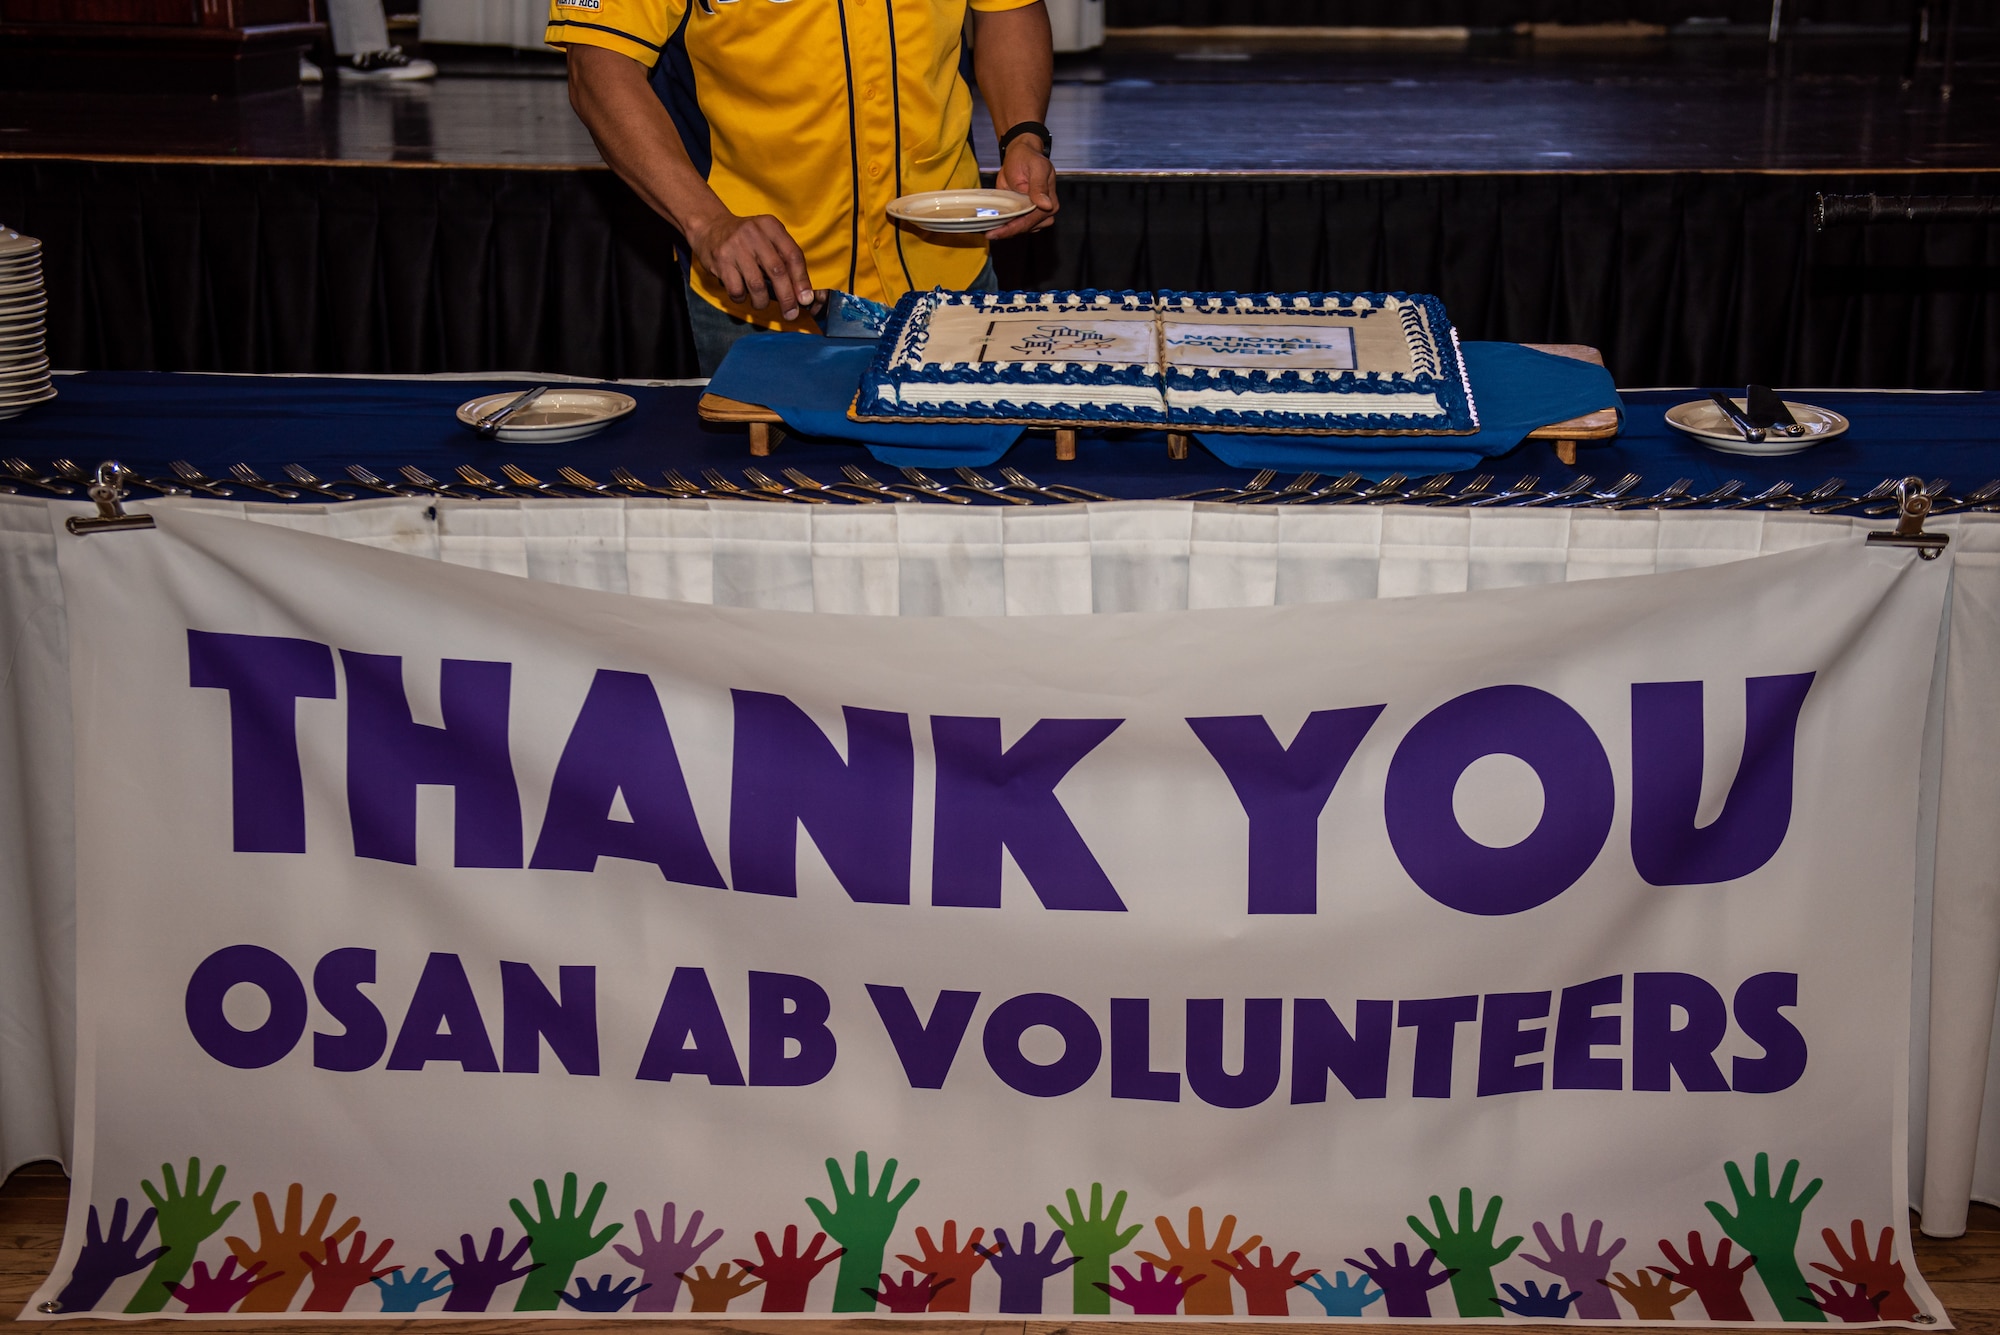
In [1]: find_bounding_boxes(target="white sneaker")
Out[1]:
[299,56,323,83]
[339,46,437,81]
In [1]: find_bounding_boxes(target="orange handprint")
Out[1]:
[679,1263,763,1312]
[224,1183,359,1312]
[894,1221,986,1312]
[1811,1221,1918,1321]
[1602,1269,1693,1319]
[1136,1207,1262,1316]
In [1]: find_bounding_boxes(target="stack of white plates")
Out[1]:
[0,228,53,421]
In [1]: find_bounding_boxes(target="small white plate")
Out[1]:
[0,382,54,407]
[455,388,637,443]
[887,189,1035,234]
[1665,397,1849,455]
[0,357,49,383]
[0,386,55,419]
[0,234,42,260]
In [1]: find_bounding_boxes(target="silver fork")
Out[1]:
[1934,479,2000,513]
[60,457,184,496]
[1,457,76,496]
[744,466,834,503]
[1515,476,1596,508]
[398,465,485,499]
[1717,481,1794,510]
[453,465,525,498]
[1282,471,1366,504]
[345,464,419,496]
[1860,477,1946,516]
[556,467,629,497]
[904,466,1028,504]
[704,467,803,502]
[842,464,963,503]
[1240,473,1321,505]
[954,467,1041,502]
[1423,473,1495,506]
[1370,474,1454,505]
[608,467,683,498]
[664,468,752,501]
[1619,478,1691,509]
[281,464,357,500]
[170,460,237,497]
[500,464,588,499]
[1341,473,1413,506]
[784,467,886,504]
[225,464,302,499]
[1000,466,1113,503]
[1677,480,1745,508]
[1767,477,1845,509]
[1807,477,1899,514]
[1574,473,1644,507]
[1466,474,1542,507]
[1167,469,1278,502]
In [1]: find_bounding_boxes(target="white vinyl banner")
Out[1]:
[31,509,1951,1324]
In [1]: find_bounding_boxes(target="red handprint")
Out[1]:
[1812,1221,1918,1320]
[894,1220,985,1312]
[1097,1261,1205,1315]
[736,1224,843,1312]
[1217,1246,1321,1316]
[167,1257,281,1313]
[301,1230,400,1311]
[1810,1279,1887,1322]
[1650,1232,1757,1321]
[863,1269,953,1312]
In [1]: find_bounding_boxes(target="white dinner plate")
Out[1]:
[1665,397,1849,455]
[455,388,637,443]
[0,235,41,260]
[0,279,43,298]
[0,357,50,383]
[0,383,55,407]
[887,189,1035,234]
[0,386,56,419]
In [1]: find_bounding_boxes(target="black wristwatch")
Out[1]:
[998,120,1052,156]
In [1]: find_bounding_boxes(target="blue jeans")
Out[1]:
[685,258,1000,377]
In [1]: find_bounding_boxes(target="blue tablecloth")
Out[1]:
[2,370,1997,502]
[708,334,1622,471]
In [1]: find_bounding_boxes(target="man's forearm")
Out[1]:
[972,3,1053,136]
[566,45,727,244]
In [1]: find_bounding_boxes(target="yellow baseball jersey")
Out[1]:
[548,0,1032,330]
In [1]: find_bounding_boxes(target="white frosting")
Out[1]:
[893,382,1165,410]
[1166,387,1448,415]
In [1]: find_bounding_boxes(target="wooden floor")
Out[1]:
[4,1161,1998,1333]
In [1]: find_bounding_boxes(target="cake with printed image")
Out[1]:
[853,289,1479,435]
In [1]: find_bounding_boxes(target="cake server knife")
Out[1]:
[1746,383,1807,437]
[1708,392,1766,443]
[819,290,893,340]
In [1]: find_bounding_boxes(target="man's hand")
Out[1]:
[686,210,816,321]
[991,139,1057,239]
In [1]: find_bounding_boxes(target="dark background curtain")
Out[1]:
[3,158,1995,388]
[1104,0,1925,26]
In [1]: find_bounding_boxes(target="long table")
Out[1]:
[2,371,1998,1246]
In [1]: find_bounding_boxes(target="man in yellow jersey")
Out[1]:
[550,0,1058,373]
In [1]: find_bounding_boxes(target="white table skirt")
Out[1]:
[4,495,1997,1235]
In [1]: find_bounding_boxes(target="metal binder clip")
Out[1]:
[1864,475,1949,560]
[64,461,157,536]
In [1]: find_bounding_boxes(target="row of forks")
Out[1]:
[5,457,1998,515]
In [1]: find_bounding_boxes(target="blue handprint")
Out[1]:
[561,1274,652,1312]
[54,1199,166,1312]
[1300,1270,1383,1317]
[374,1266,452,1312]
[975,1223,1079,1314]
[1496,1279,1581,1317]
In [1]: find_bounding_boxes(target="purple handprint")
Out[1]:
[562,1274,652,1312]
[1497,1279,1581,1317]
[1522,1213,1626,1319]
[436,1228,540,1312]
[611,1202,722,1312]
[1346,1243,1454,1318]
[1096,1261,1203,1315]
[975,1222,1079,1314]
[54,1198,166,1313]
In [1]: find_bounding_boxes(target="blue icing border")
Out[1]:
[856,289,1475,433]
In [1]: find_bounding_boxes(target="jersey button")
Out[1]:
[867,161,883,177]
[864,83,879,100]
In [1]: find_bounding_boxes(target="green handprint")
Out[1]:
[509,1173,623,1311]
[1705,1152,1826,1322]
[1406,1187,1522,1317]
[806,1151,920,1312]
[125,1158,238,1313]
[1046,1183,1144,1315]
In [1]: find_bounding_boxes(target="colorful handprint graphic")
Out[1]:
[1137,1206,1261,1315]
[1406,1188,1521,1317]
[127,1158,238,1313]
[1048,1182,1144,1315]
[806,1151,920,1312]
[509,1172,622,1310]
[54,1199,165,1313]
[612,1202,721,1312]
[223,1182,358,1312]
[1706,1153,1826,1322]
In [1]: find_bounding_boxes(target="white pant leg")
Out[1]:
[325,0,390,57]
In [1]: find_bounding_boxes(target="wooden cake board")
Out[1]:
[696,343,1618,467]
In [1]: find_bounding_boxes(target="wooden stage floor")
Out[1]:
[0,31,1994,175]
[4,1161,1999,1333]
